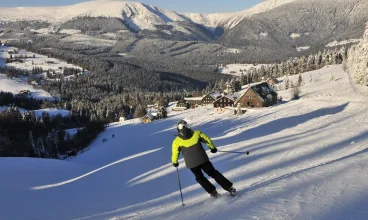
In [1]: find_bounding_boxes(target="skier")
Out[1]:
[171,120,236,197]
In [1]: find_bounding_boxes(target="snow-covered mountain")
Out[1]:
[1,0,368,50]
[0,0,302,32]
[348,23,368,86]
[182,0,300,30]
[2,64,368,220]
[0,0,217,40]
[0,0,185,30]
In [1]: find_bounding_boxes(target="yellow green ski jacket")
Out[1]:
[172,130,215,168]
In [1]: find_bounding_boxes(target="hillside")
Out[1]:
[0,74,54,100]
[1,64,368,220]
[218,0,368,55]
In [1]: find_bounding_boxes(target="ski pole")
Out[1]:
[176,167,185,206]
[218,150,250,155]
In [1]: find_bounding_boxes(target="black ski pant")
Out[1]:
[190,161,232,194]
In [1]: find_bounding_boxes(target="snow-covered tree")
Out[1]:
[348,25,368,86]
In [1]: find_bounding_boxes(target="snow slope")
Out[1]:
[0,74,54,100]
[218,63,267,76]
[1,65,368,220]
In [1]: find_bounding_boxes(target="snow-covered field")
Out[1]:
[0,74,54,100]
[0,45,84,72]
[1,65,368,220]
[218,63,266,76]
[61,34,116,46]
[33,108,71,118]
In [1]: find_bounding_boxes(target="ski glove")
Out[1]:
[211,148,217,153]
[173,162,179,167]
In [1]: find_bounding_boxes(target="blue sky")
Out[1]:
[0,0,264,13]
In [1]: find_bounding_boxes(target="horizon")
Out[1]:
[0,0,264,13]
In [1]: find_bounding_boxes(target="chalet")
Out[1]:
[202,93,221,105]
[234,82,278,108]
[172,100,188,111]
[213,95,235,113]
[184,96,203,107]
[213,95,235,108]
[176,100,188,108]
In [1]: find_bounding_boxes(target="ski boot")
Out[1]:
[210,190,220,198]
[227,187,237,197]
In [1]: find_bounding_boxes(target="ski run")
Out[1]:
[1,64,368,220]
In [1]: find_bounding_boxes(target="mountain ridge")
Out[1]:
[0,0,301,32]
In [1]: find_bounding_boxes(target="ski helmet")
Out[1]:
[177,120,188,130]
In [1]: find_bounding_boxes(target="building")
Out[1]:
[202,93,221,105]
[184,96,203,107]
[213,95,235,108]
[234,82,278,108]
[213,95,236,113]
[176,100,188,108]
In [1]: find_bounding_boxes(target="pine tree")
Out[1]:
[297,74,303,86]
[29,131,38,157]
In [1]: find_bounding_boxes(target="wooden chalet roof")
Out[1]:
[184,96,203,101]
[206,93,221,100]
[214,95,236,102]
[177,99,187,104]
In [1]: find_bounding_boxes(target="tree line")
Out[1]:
[0,105,106,158]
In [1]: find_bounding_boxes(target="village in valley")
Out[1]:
[141,74,283,124]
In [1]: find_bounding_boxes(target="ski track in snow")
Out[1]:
[32,148,163,190]
[1,65,368,220]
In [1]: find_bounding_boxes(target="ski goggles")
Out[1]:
[177,120,188,130]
